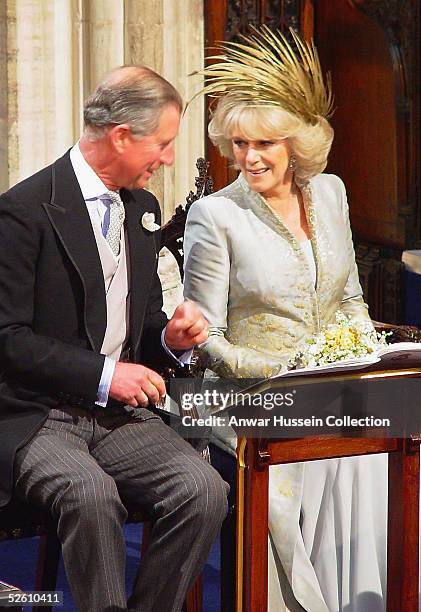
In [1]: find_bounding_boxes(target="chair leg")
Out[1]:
[220,507,236,612]
[183,575,203,612]
[208,443,237,612]
[387,440,420,610]
[34,533,61,612]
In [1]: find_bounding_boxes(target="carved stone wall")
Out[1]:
[0,0,204,221]
[125,0,204,220]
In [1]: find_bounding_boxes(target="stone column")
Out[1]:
[2,0,127,184]
[163,0,204,216]
[12,0,75,182]
[0,0,14,192]
[0,0,204,220]
[125,0,204,221]
[87,0,124,89]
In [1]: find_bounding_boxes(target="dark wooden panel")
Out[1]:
[314,0,420,320]
[204,0,313,192]
[315,0,404,248]
[204,0,230,192]
[356,244,405,323]
[267,436,399,465]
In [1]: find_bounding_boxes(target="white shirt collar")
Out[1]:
[70,141,110,201]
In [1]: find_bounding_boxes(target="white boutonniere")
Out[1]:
[141,212,160,232]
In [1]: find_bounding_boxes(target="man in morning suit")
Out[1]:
[0,66,228,612]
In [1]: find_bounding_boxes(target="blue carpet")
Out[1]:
[0,525,220,611]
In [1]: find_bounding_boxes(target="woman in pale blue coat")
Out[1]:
[184,28,387,612]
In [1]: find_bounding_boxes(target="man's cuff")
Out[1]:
[161,327,193,365]
[96,357,116,406]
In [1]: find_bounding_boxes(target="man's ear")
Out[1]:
[108,124,133,153]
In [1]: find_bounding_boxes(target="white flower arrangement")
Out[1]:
[141,212,160,232]
[289,311,390,369]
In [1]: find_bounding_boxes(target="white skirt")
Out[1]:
[268,454,388,612]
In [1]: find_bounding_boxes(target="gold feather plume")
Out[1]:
[191,26,334,125]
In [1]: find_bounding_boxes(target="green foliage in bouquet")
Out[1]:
[289,311,390,369]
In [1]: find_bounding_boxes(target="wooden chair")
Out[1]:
[0,497,202,612]
[160,158,214,282]
[0,159,214,612]
[0,499,154,609]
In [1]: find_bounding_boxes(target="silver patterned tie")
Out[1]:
[104,191,125,257]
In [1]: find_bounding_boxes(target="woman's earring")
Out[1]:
[288,155,297,172]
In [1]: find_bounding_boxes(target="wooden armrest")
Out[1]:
[373,321,421,343]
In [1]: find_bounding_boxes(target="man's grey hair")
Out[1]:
[83,65,183,140]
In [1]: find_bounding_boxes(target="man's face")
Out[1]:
[118,104,181,190]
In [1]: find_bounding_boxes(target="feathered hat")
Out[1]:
[191,26,334,126]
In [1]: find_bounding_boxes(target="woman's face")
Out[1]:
[231,134,293,199]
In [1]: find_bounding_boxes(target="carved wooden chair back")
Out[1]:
[160,158,214,280]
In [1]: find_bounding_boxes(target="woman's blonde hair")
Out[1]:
[208,93,334,182]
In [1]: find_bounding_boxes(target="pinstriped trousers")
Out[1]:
[14,406,229,612]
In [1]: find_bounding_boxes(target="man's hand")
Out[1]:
[109,363,166,407]
[164,299,209,351]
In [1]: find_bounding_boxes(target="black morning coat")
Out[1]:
[0,151,172,506]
